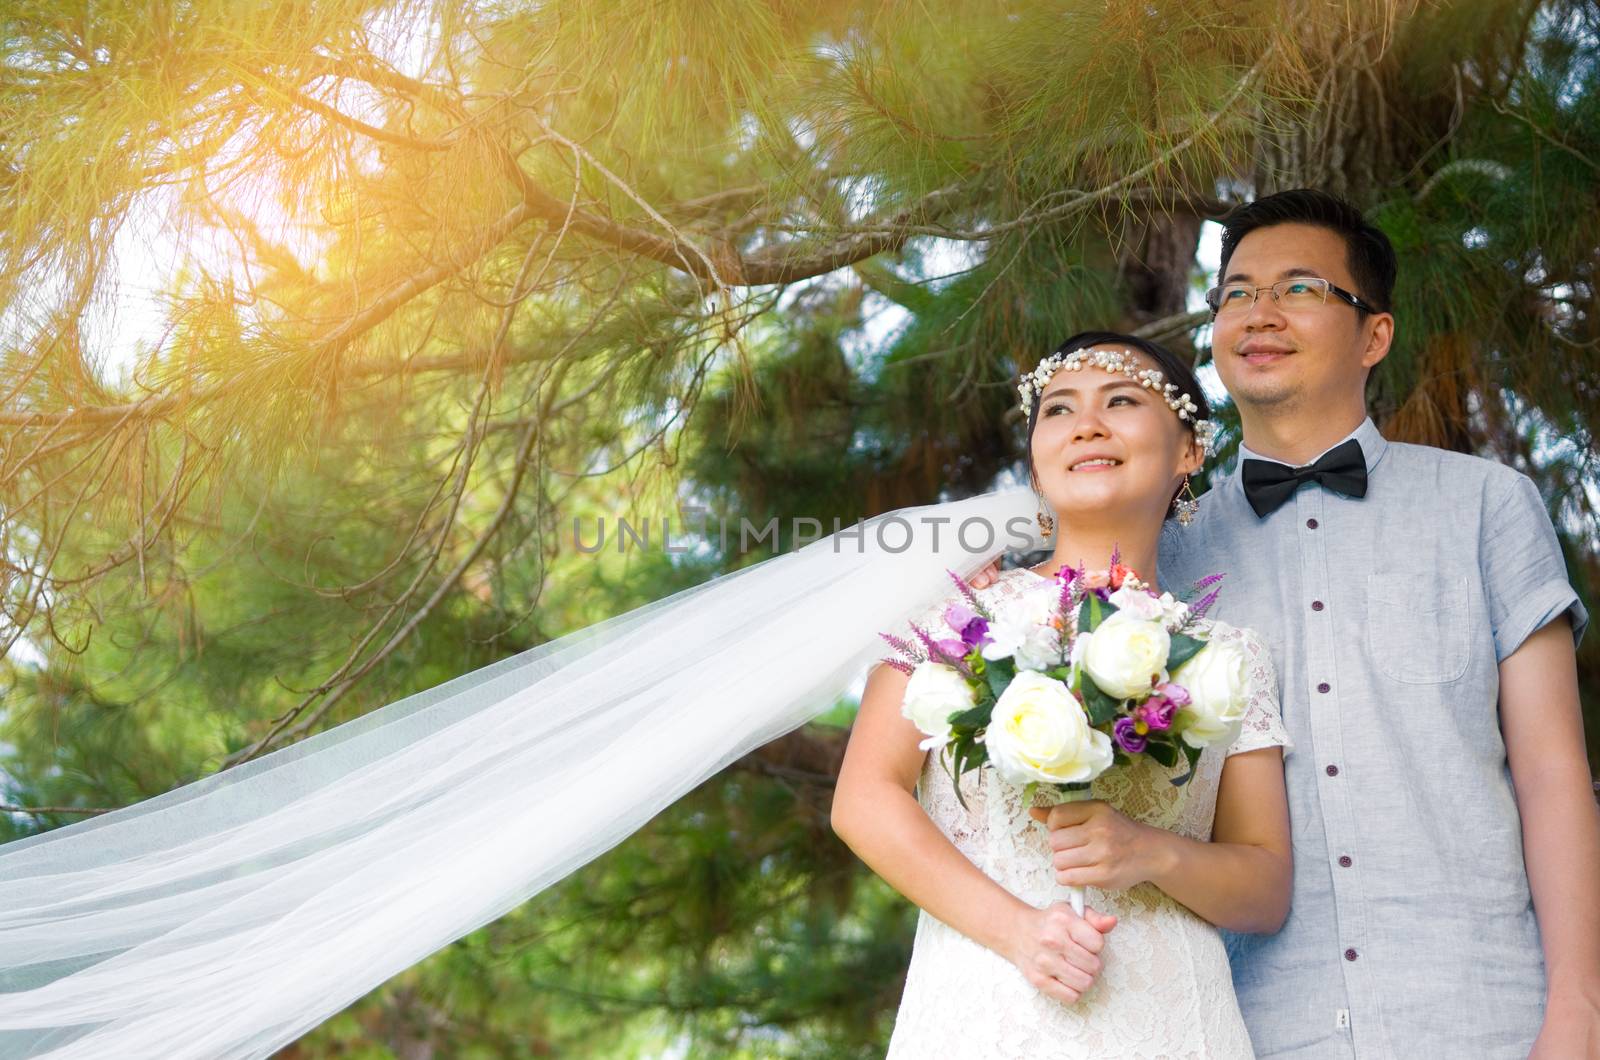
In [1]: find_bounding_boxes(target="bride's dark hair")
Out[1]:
[1023,330,1212,519]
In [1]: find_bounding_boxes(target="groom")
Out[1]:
[981,189,1599,1056]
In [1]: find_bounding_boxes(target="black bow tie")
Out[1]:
[1240,439,1369,518]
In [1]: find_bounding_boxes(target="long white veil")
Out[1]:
[0,486,1043,1059]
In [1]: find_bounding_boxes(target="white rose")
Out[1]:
[902,662,976,750]
[1081,611,1171,699]
[985,671,1114,786]
[1107,585,1164,622]
[1070,628,1091,670]
[1171,638,1250,748]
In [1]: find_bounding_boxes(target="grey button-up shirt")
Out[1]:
[1160,416,1589,1058]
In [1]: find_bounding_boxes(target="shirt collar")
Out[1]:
[1235,416,1388,474]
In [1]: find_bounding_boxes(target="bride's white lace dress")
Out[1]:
[885,568,1291,1059]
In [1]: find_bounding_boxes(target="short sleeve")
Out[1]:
[1215,624,1293,759]
[1480,471,1589,661]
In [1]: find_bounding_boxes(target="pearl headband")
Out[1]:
[1017,347,1218,456]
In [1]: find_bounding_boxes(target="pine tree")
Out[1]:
[2,1,1595,1053]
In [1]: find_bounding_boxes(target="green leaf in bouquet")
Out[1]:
[948,738,990,812]
[1044,665,1074,683]
[1145,738,1181,769]
[1076,593,1117,634]
[946,745,971,811]
[1077,676,1122,727]
[1170,741,1205,787]
[984,656,1016,701]
[947,702,991,730]
[1167,632,1207,671]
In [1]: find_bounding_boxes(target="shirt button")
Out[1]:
[1306,518,1319,529]
[1344,948,1359,962]
[1326,764,1340,777]
[1339,855,1353,867]
[1311,600,1326,612]
[1317,682,1331,694]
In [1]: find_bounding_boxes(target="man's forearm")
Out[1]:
[1499,619,1600,1001]
[1520,771,1600,997]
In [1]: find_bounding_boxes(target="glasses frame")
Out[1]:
[1205,276,1380,317]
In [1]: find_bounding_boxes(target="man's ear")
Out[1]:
[1361,312,1394,371]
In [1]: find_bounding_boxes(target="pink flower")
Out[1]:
[1138,698,1177,732]
[1156,681,1191,707]
[945,603,978,629]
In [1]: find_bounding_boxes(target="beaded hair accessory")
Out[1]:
[1017,346,1219,456]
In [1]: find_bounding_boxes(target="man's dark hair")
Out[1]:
[1025,330,1210,519]
[1217,189,1397,315]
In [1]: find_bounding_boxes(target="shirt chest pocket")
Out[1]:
[1366,573,1472,684]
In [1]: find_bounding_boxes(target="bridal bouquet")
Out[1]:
[880,559,1251,910]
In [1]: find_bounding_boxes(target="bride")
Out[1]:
[832,331,1292,1057]
[1,331,1285,1059]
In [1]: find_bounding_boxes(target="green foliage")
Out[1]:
[1167,632,1207,670]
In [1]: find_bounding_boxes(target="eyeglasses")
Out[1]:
[1204,277,1379,316]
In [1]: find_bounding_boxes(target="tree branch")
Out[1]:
[0,803,114,816]
[0,200,538,430]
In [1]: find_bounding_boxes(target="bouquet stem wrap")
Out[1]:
[1053,784,1095,917]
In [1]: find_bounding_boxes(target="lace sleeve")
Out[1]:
[1211,622,1293,758]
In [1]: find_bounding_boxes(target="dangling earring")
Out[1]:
[1033,485,1055,536]
[1174,475,1200,527]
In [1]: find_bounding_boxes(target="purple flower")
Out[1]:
[912,622,971,674]
[1055,566,1077,615]
[945,602,978,628]
[879,631,919,662]
[946,568,994,617]
[1188,587,1222,622]
[944,605,992,648]
[1113,716,1148,754]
